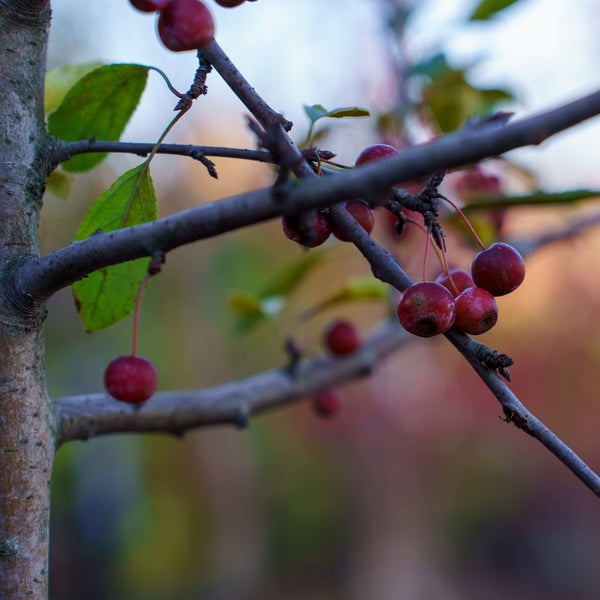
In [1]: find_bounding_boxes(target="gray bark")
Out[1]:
[0,2,54,598]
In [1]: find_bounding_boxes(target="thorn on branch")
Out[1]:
[284,337,303,374]
[501,405,531,432]
[148,250,165,276]
[190,148,218,179]
[232,406,250,429]
[477,346,514,381]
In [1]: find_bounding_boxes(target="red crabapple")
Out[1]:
[104,355,158,404]
[312,389,341,417]
[355,143,400,166]
[454,287,498,335]
[325,320,361,356]
[282,211,331,247]
[157,0,215,52]
[471,242,525,296]
[397,282,456,337]
[129,0,170,11]
[329,200,374,241]
[434,268,475,298]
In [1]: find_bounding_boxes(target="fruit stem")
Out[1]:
[147,65,185,99]
[422,229,431,282]
[439,248,460,296]
[438,193,486,251]
[132,273,151,357]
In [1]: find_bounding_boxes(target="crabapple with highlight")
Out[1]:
[397,282,456,337]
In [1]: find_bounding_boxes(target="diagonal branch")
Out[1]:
[11,87,600,315]
[328,203,600,497]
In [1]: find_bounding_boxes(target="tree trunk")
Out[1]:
[0,2,54,597]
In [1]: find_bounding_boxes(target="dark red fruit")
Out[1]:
[214,0,245,5]
[157,0,215,52]
[130,0,170,12]
[312,389,341,417]
[397,282,456,337]
[282,211,331,247]
[434,268,475,298]
[330,200,374,241]
[454,287,498,335]
[455,165,502,199]
[355,143,399,166]
[325,320,361,355]
[471,242,525,296]
[104,355,158,404]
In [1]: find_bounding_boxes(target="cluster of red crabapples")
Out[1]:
[282,143,526,341]
[129,0,257,53]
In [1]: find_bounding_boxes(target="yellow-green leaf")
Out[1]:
[48,63,149,173]
[44,61,104,115]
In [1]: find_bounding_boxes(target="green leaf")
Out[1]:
[45,170,73,200]
[72,164,158,331]
[228,291,263,317]
[462,189,600,211]
[470,0,521,20]
[303,104,330,125]
[301,276,388,320]
[303,104,370,146]
[44,61,104,115]
[48,64,149,173]
[420,63,513,132]
[326,107,370,119]
[260,249,328,297]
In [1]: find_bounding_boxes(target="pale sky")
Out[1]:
[47,0,600,188]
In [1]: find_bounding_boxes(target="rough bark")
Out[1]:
[0,2,54,598]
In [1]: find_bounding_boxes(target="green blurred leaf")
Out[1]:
[228,291,262,317]
[470,0,521,21]
[44,61,104,114]
[326,107,370,119]
[303,104,369,146]
[303,104,329,125]
[301,276,388,320]
[463,189,600,211]
[419,58,513,132]
[48,64,149,173]
[72,164,157,331]
[45,170,73,200]
[261,249,328,297]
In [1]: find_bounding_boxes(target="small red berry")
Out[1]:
[104,355,158,404]
[214,0,245,5]
[455,166,502,199]
[312,389,341,418]
[129,0,170,12]
[397,282,456,337]
[157,0,215,52]
[454,287,498,335]
[355,143,399,166]
[434,268,475,298]
[282,211,331,247]
[325,320,361,355]
[471,242,525,296]
[330,200,374,241]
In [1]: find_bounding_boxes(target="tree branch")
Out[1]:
[11,87,600,315]
[54,320,410,446]
[328,202,600,497]
[45,40,600,496]
[61,140,274,165]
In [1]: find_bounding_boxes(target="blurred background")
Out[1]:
[44,0,600,598]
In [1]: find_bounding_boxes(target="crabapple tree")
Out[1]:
[2,0,600,598]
